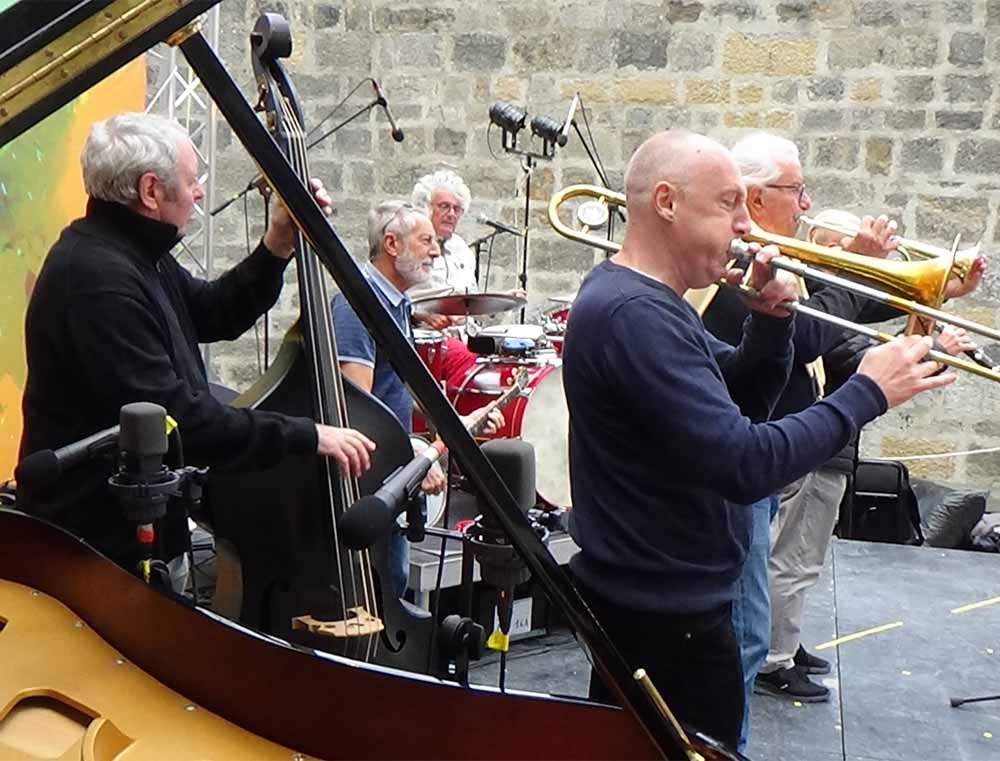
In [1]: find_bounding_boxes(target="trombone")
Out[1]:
[548,184,1000,384]
[800,212,982,282]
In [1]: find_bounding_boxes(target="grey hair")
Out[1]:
[81,112,190,205]
[367,201,428,260]
[411,169,471,213]
[730,132,800,187]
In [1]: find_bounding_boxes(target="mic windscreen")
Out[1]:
[14,449,59,489]
[477,439,536,521]
[391,127,405,142]
[119,403,168,457]
[339,494,391,550]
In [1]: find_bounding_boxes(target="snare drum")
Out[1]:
[451,358,570,509]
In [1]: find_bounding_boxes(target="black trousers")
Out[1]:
[580,583,744,750]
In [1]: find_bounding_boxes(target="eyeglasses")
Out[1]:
[433,200,465,216]
[765,183,808,204]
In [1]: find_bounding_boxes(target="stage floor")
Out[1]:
[467,539,1000,761]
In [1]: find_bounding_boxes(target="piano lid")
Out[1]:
[0,0,219,146]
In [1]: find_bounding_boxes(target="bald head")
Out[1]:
[624,130,734,214]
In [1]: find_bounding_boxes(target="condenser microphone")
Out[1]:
[476,214,522,237]
[371,79,404,142]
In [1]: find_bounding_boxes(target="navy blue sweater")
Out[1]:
[564,261,887,614]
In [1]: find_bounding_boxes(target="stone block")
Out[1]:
[433,127,467,157]
[345,161,375,194]
[500,2,553,30]
[513,34,577,72]
[944,75,992,103]
[332,128,372,156]
[314,3,341,30]
[900,138,943,173]
[988,0,1000,25]
[949,32,986,67]
[885,110,926,130]
[735,83,763,105]
[935,111,984,130]
[575,34,616,73]
[827,32,882,69]
[561,78,677,105]
[373,6,456,32]
[764,110,795,130]
[693,111,721,130]
[710,2,758,21]
[881,33,940,68]
[626,107,656,128]
[900,1,935,26]
[814,137,859,170]
[865,137,893,176]
[944,0,973,22]
[665,1,704,22]
[850,108,883,129]
[722,34,818,76]
[452,34,508,72]
[805,175,874,209]
[771,79,799,104]
[668,30,716,72]
[775,0,826,23]
[614,32,669,70]
[855,1,898,25]
[492,76,526,102]
[800,108,844,131]
[686,79,731,104]
[850,78,881,102]
[893,75,934,103]
[315,31,374,72]
[955,139,1000,174]
[806,77,845,101]
[914,195,989,244]
[723,111,761,128]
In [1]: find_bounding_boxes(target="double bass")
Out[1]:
[206,14,438,672]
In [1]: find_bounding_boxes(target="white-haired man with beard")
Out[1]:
[332,201,501,596]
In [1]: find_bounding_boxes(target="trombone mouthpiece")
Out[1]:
[728,239,753,259]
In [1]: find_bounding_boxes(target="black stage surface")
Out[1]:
[465,540,1000,761]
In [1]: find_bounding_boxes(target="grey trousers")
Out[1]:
[762,468,848,672]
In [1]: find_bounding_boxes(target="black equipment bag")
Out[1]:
[841,459,924,545]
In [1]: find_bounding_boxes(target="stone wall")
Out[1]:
[166,0,1000,495]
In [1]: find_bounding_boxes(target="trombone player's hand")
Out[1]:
[726,244,798,318]
[944,253,987,299]
[857,334,955,408]
[841,214,900,258]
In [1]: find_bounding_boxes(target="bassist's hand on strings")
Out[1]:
[263,178,334,258]
[316,424,376,477]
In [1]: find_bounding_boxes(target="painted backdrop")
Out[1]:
[0,0,144,479]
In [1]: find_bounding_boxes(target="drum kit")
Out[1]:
[409,291,574,527]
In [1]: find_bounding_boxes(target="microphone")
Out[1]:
[339,440,446,550]
[476,213,522,237]
[16,424,120,489]
[371,78,404,143]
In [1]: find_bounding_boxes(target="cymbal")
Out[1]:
[547,292,576,305]
[411,292,526,316]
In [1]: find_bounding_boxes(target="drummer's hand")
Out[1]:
[414,311,452,331]
[508,289,527,299]
[316,424,375,477]
[462,407,505,436]
[420,461,446,496]
[264,178,333,259]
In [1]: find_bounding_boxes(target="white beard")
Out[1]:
[395,246,431,286]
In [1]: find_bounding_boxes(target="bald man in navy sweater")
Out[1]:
[562,129,954,748]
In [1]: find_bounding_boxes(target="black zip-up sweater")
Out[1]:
[19,198,317,564]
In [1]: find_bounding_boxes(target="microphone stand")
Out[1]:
[518,155,533,324]
[468,231,500,287]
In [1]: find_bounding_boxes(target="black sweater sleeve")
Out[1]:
[65,283,317,471]
[171,241,291,343]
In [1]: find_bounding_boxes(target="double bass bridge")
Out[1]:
[291,608,385,639]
